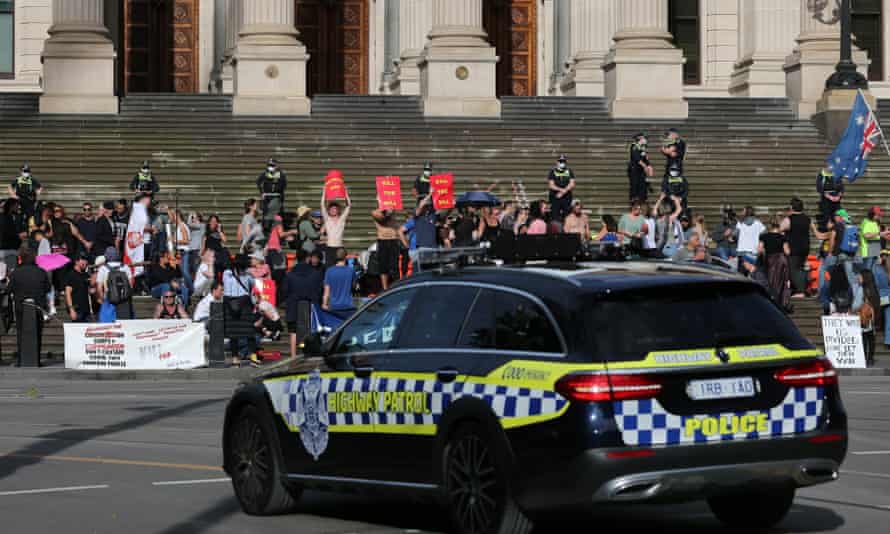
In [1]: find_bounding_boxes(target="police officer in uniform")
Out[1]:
[129,160,160,197]
[8,163,43,223]
[662,163,689,214]
[816,167,843,231]
[627,134,653,202]
[547,154,576,224]
[661,128,687,178]
[413,161,433,203]
[257,158,287,229]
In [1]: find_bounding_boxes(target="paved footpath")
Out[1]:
[0,376,886,533]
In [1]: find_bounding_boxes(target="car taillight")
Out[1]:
[774,359,838,387]
[555,373,662,402]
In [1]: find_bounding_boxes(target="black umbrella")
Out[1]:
[456,191,500,207]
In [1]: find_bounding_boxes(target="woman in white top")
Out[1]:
[193,249,216,297]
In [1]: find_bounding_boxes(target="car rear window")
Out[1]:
[584,283,813,362]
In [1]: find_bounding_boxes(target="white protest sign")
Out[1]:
[64,320,206,370]
[821,315,867,369]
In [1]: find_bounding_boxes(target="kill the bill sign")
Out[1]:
[64,320,206,370]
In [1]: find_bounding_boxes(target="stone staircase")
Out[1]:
[1,94,890,362]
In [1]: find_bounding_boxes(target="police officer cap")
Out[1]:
[267,158,278,167]
[558,154,568,162]
[141,160,150,169]
[423,161,433,171]
[666,127,679,135]
[21,162,30,173]
[633,133,646,142]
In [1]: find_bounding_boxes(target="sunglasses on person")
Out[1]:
[83,206,92,212]
[163,294,176,299]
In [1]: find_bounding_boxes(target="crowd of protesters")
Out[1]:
[0,131,886,367]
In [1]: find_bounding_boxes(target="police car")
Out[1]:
[222,258,846,534]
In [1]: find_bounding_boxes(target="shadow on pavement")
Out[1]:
[0,398,224,482]
[156,495,242,534]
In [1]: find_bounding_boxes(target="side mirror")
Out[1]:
[303,332,324,358]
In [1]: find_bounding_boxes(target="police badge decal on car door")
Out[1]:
[266,370,330,460]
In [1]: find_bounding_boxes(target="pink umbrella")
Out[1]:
[36,253,71,272]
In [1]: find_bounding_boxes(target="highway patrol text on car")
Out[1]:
[222,261,846,534]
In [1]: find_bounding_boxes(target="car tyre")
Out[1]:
[708,486,795,528]
[228,405,301,515]
[442,422,532,534]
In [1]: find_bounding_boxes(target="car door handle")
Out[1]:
[436,368,459,383]
[353,366,374,378]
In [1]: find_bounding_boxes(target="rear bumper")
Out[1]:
[592,457,838,503]
[513,432,847,512]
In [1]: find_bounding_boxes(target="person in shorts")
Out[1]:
[372,208,401,290]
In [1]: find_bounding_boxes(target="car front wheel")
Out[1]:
[443,422,532,534]
[708,486,795,528]
[228,405,301,515]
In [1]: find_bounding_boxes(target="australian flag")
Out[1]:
[826,92,883,183]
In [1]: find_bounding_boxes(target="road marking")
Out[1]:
[845,391,890,395]
[152,478,230,486]
[0,484,110,497]
[852,451,890,456]
[0,453,222,472]
[841,470,890,479]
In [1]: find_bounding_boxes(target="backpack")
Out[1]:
[106,265,132,305]
[839,224,860,255]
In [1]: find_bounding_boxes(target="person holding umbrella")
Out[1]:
[547,154,576,226]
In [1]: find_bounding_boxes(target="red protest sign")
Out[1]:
[431,173,454,210]
[376,176,403,210]
[324,169,347,200]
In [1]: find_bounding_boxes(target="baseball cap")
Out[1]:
[871,205,883,217]
[558,154,567,162]
[835,209,851,222]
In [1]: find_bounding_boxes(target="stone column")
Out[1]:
[603,0,687,119]
[217,0,243,94]
[420,0,499,117]
[392,0,432,95]
[233,0,310,115]
[729,0,798,97]
[561,0,616,97]
[784,0,869,119]
[702,0,739,92]
[40,0,117,114]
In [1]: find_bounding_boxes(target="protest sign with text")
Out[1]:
[324,170,347,200]
[821,315,867,368]
[376,176,403,210]
[431,173,455,210]
[64,320,206,370]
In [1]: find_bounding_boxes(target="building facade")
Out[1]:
[0,0,886,117]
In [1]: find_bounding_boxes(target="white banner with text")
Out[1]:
[821,315,867,369]
[64,320,206,370]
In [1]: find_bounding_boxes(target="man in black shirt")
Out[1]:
[784,197,811,297]
[816,168,843,230]
[8,163,43,221]
[256,158,287,228]
[9,246,51,364]
[130,161,160,197]
[112,199,130,255]
[94,201,116,255]
[547,154,576,225]
[284,250,324,358]
[65,253,93,322]
[627,133,653,202]
[76,202,98,258]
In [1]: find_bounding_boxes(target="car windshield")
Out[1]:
[584,283,813,362]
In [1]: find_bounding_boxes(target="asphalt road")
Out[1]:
[0,377,886,534]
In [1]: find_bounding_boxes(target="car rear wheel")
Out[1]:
[443,422,532,534]
[708,486,795,528]
[228,405,301,515]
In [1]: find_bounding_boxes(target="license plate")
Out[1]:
[687,377,757,401]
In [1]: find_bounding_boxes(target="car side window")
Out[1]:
[332,288,417,354]
[396,286,479,349]
[458,289,563,353]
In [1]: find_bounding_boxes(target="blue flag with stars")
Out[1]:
[826,92,882,183]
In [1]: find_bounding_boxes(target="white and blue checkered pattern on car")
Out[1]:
[265,374,570,431]
[612,386,824,446]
